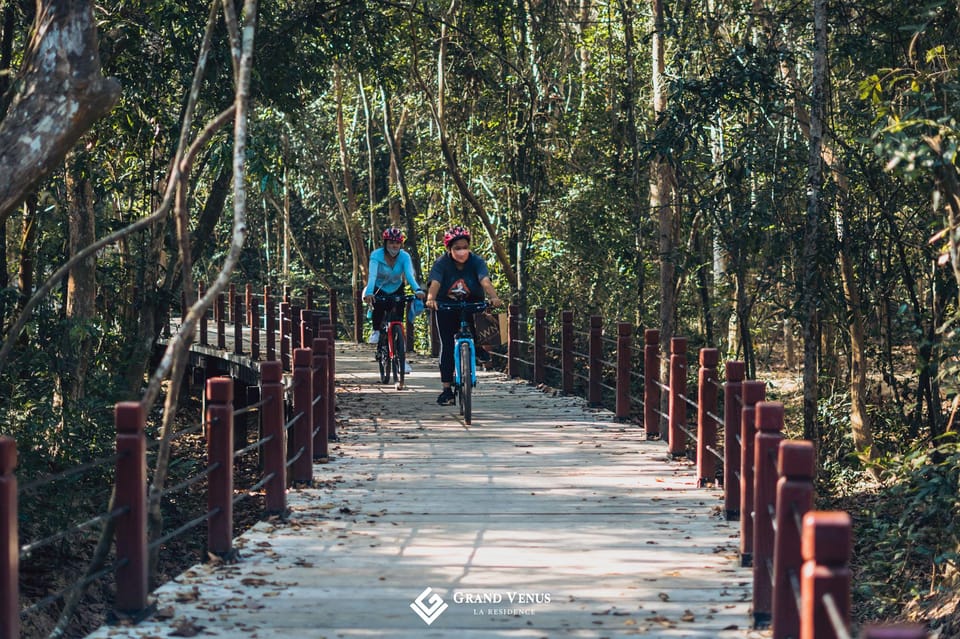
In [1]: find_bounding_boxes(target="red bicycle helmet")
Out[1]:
[381,227,404,243]
[443,225,471,248]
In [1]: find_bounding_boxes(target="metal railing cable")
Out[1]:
[285,411,305,432]
[233,471,277,506]
[285,446,306,469]
[705,444,723,462]
[17,452,125,494]
[19,506,129,559]
[234,433,275,459]
[19,560,123,618]
[148,507,222,551]
[822,593,852,639]
[157,462,221,500]
[234,393,273,417]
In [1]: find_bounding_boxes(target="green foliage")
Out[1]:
[849,439,960,620]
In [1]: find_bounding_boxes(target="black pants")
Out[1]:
[434,309,478,384]
[371,296,404,332]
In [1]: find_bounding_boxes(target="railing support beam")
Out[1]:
[0,437,19,639]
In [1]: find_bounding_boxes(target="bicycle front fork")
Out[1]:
[452,338,476,387]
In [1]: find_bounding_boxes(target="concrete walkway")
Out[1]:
[86,342,765,638]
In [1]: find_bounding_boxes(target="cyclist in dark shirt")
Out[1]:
[425,225,502,405]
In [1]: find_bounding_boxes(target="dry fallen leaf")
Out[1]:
[168,617,205,637]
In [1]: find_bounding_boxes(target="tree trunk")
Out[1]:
[651,0,678,428]
[334,69,368,292]
[837,213,874,457]
[800,0,828,446]
[62,151,98,405]
[380,86,423,280]
[412,7,519,290]
[17,195,38,318]
[617,0,646,327]
[0,0,120,222]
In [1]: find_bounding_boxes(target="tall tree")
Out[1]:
[800,0,827,444]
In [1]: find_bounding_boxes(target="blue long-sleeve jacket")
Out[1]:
[363,248,422,296]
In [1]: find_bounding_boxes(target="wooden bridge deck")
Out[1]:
[86,342,764,638]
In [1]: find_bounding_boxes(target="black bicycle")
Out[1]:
[435,300,489,424]
[373,293,417,390]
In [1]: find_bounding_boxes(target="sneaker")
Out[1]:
[367,330,380,344]
[404,362,413,375]
[437,388,456,405]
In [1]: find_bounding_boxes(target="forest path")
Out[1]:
[85,342,766,638]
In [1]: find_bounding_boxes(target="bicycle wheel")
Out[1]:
[391,324,405,390]
[459,340,473,424]
[377,338,390,384]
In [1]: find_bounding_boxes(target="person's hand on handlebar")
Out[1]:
[425,296,438,311]
[415,289,426,300]
[363,294,375,306]
[488,295,503,308]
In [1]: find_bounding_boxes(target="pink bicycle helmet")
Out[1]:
[443,225,471,248]
[381,227,404,243]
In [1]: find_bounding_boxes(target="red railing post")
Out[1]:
[697,348,720,486]
[279,301,291,371]
[245,283,253,326]
[561,311,574,395]
[233,294,243,355]
[228,283,236,323]
[615,322,632,421]
[300,309,313,348]
[723,361,746,519]
[740,379,766,565]
[291,304,302,351]
[305,286,313,310]
[206,377,235,559]
[643,329,660,440]
[292,348,314,485]
[508,304,520,378]
[668,337,688,457]
[328,288,339,338]
[1,436,19,639]
[264,285,275,362]
[354,288,364,344]
[250,295,260,361]
[773,440,816,639]
[199,282,208,346]
[216,292,226,350]
[801,512,851,639]
[114,402,148,614]
[753,401,785,628]
[313,337,330,461]
[320,322,338,442]
[533,308,546,385]
[588,315,602,406]
[260,361,286,516]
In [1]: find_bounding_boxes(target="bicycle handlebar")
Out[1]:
[435,300,490,313]
[372,292,419,303]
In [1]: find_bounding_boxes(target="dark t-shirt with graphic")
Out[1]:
[428,252,489,302]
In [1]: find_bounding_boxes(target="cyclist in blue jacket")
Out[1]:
[362,228,425,355]
[425,225,502,405]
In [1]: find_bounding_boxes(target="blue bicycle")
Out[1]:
[436,300,489,425]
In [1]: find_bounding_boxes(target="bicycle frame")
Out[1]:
[436,300,488,388]
[373,293,417,388]
[374,293,414,348]
[452,334,477,387]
